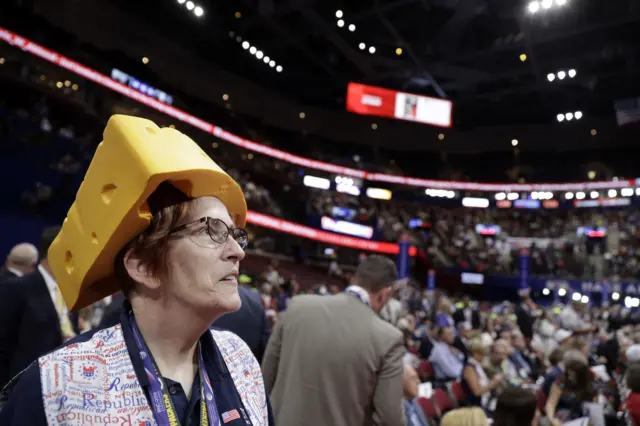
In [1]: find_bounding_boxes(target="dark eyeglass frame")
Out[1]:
[169,217,248,250]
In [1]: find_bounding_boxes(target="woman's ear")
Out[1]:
[123,248,161,290]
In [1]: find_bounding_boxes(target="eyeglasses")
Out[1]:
[169,217,248,250]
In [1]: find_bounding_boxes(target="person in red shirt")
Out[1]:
[626,363,640,425]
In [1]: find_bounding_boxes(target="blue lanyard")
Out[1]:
[129,315,220,426]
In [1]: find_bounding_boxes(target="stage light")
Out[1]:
[575,111,583,120]
[528,1,540,13]
[565,112,573,121]
[349,24,356,32]
[572,292,581,301]
[511,139,519,147]
[557,114,565,122]
[557,0,567,5]
[588,170,596,180]
[336,10,343,18]
[438,133,445,140]
[558,288,566,297]
[542,288,550,296]
[235,11,242,19]
[276,65,283,72]
[64,80,71,87]
[581,295,589,304]
[507,193,519,201]
[194,6,204,17]
[177,0,186,3]
[263,56,270,64]
[590,191,599,199]
[299,112,306,119]
[547,73,555,82]
[565,192,574,200]
[337,19,345,27]
[186,1,195,10]
[142,57,149,64]
[72,84,78,91]
[369,46,376,54]
[242,41,250,49]
[249,46,257,55]
[576,192,585,200]
[359,43,366,50]
[222,94,229,101]
[608,189,617,198]
[542,0,553,9]
[495,192,506,201]
[591,129,597,136]
[557,70,566,80]
[396,48,403,56]
[269,60,275,67]
[568,69,577,78]
[371,123,378,130]
[256,51,264,59]
[621,188,634,197]
[612,292,620,301]
[56,81,63,89]
[520,53,527,62]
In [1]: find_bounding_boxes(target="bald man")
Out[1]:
[1,243,38,282]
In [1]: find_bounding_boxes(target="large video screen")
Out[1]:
[346,82,453,128]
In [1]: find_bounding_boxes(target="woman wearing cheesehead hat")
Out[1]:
[0,115,274,426]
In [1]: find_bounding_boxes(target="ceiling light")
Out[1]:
[142,57,149,64]
[359,43,366,50]
[299,112,306,119]
[621,188,634,197]
[256,50,264,59]
[528,1,540,13]
[575,111,583,120]
[396,48,403,56]
[565,192,574,200]
[565,112,573,121]
[438,133,445,140]
[64,80,71,87]
[495,193,506,201]
[542,288,550,296]
[222,94,229,101]
[242,41,250,49]
[348,24,356,32]
[186,1,195,10]
[557,114,565,122]
[71,84,78,91]
[269,60,275,67]
[519,53,527,62]
[178,0,186,3]
[56,81,63,89]
[547,73,555,82]
[337,19,345,27]
[371,123,378,130]
[568,69,577,78]
[557,70,566,80]
[608,189,617,198]
[194,6,204,16]
[591,129,597,136]
[235,11,242,19]
[541,0,553,9]
[511,139,519,147]
[508,193,519,201]
[0,57,5,65]
[249,46,257,54]
[276,65,283,72]
[588,170,596,180]
[263,56,270,64]
[336,10,343,18]
[369,46,376,54]
[576,192,585,200]
[558,288,566,297]
[590,191,599,199]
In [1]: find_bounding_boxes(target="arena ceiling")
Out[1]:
[109,0,640,129]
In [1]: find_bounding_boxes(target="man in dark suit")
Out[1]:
[0,243,38,283]
[515,292,537,340]
[452,295,481,329]
[213,285,271,362]
[99,285,271,362]
[0,227,71,388]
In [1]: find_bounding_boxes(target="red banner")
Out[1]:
[1,26,634,193]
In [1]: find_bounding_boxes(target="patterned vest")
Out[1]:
[39,325,268,426]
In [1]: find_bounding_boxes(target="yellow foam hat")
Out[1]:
[48,115,247,311]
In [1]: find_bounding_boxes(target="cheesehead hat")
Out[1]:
[48,115,247,311]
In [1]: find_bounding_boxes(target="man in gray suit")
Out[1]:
[262,255,405,426]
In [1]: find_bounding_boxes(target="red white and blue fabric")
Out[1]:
[344,285,371,307]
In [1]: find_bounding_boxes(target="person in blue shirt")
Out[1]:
[403,366,429,426]
[429,326,464,382]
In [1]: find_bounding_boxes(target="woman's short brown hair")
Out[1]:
[114,183,196,296]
